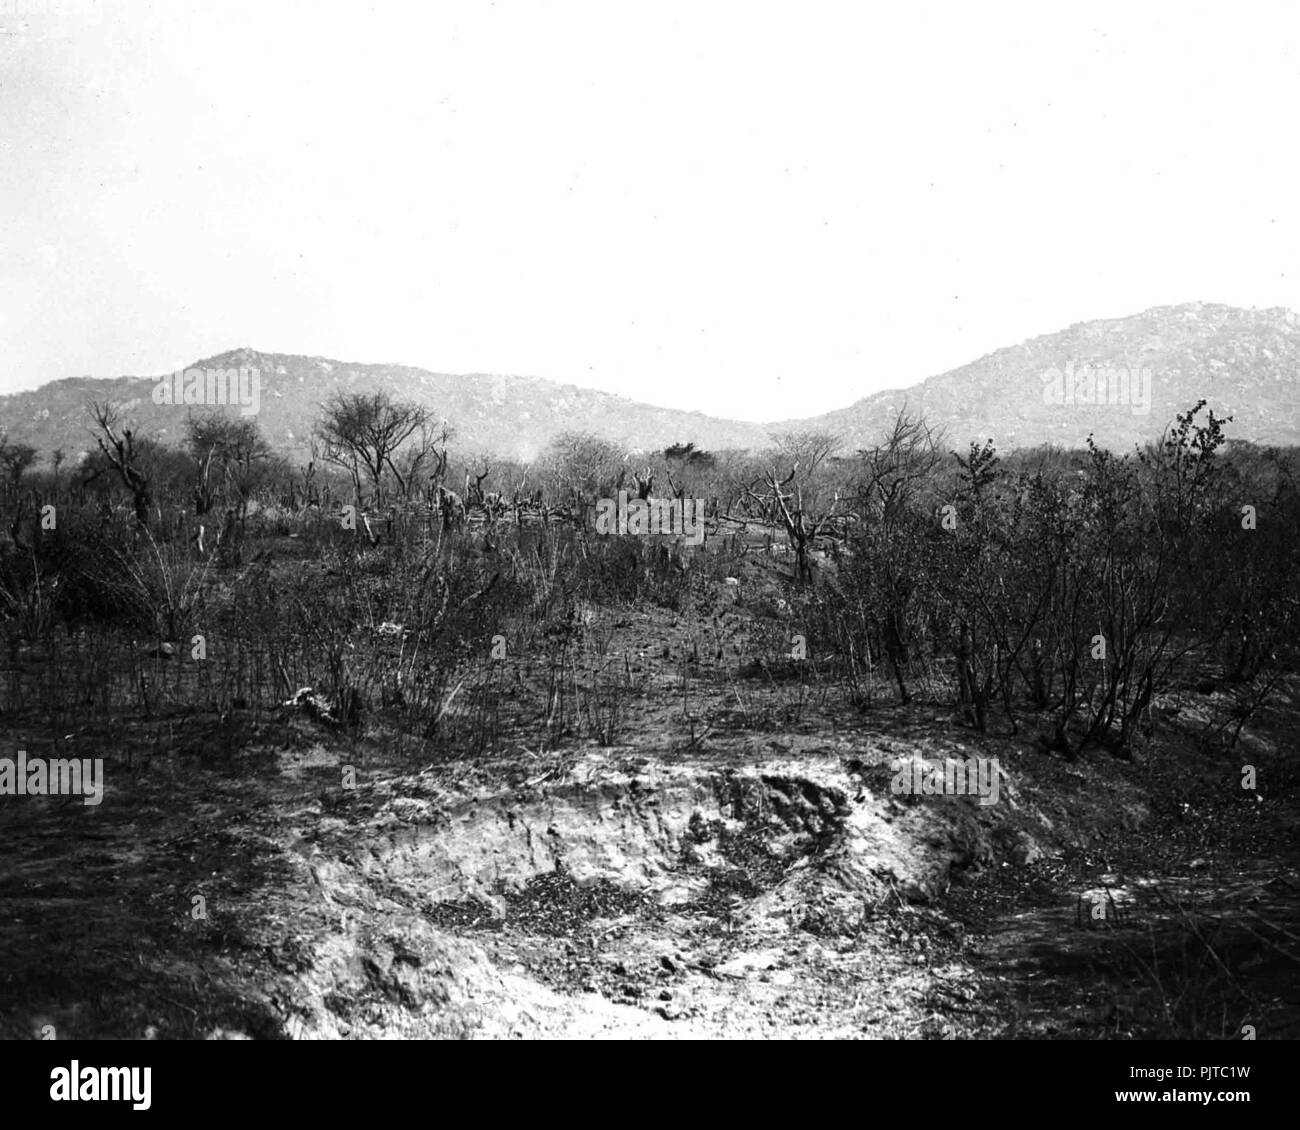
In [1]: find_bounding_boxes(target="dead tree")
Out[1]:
[466,461,490,508]
[742,462,850,585]
[856,411,944,524]
[386,422,444,503]
[429,449,465,531]
[88,401,152,530]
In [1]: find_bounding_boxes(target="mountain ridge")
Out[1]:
[2,303,1298,464]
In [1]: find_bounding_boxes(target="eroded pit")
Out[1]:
[276,751,1006,1038]
[6,713,1293,1041]
[336,755,994,927]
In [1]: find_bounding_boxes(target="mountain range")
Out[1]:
[2,302,1297,466]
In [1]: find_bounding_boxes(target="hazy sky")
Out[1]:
[1,1,1298,420]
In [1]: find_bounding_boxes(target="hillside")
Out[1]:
[2,303,1298,464]
[0,348,769,465]
[779,303,1300,451]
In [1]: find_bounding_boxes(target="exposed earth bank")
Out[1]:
[4,689,1295,1040]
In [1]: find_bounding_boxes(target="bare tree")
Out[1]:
[769,429,843,478]
[315,391,430,508]
[741,460,852,584]
[846,410,948,702]
[466,459,491,507]
[543,431,626,513]
[86,401,152,529]
[615,462,654,500]
[429,448,465,531]
[856,409,945,524]
[388,422,448,503]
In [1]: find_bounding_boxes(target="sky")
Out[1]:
[1,0,1298,421]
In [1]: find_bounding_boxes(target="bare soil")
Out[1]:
[2,567,1297,1040]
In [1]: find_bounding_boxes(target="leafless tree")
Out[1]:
[543,431,626,512]
[741,460,852,584]
[316,390,430,508]
[86,400,152,529]
[769,429,843,478]
[388,422,448,503]
[429,448,465,531]
[856,409,945,524]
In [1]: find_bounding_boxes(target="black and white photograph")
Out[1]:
[0,0,1295,1103]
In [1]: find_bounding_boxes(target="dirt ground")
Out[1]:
[2,564,1298,1040]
